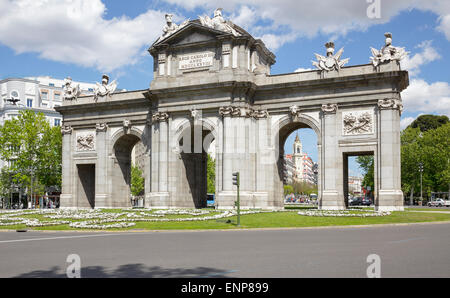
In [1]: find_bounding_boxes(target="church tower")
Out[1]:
[293,133,304,181]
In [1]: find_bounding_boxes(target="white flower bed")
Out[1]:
[0,208,267,229]
[298,209,391,217]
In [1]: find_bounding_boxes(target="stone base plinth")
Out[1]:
[320,191,345,210]
[145,192,170,209]
[377,190,404,212]
[216,191,282,210]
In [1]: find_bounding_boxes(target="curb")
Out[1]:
[1,220,450,234]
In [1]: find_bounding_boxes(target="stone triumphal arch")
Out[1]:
[56,10,409,211]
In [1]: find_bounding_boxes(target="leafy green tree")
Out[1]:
[400,126,422,203]
[356,155,374,191]
[408,115,449,132]
[419,123,450,193]
[207,154,215,194]
[130,165,145,196]
[292,181,318,196]
[284,185,294,196]
[0,110,61,206]
[37,125,62,189]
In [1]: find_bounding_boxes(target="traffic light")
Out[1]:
[232,171,241,227]
[232,172,240,187]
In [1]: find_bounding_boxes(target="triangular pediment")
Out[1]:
[151,22,233,49]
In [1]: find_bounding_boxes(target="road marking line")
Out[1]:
[389,237,425,244]
[0,233,134,244]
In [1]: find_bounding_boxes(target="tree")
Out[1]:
[400,121,449,202]
[284,185,294,196]
[292,181,318,196]
[130,165,144,197]
[400,126,422,203]
[408,115,449,132]
[356,155,374,192]
[207,154,215,194]
[0,110,61,206]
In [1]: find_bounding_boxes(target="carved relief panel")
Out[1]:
[76,132,96,152]
[342,110,374,136]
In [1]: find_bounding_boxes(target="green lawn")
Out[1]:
[405,207,450,212]
[1,210,450,232]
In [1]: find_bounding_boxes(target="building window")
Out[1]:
[54,119,61,127]
[41,91,48,100]
[27,99,33,108]
[54,93,61,100]
[88,88,94,92]
[49,83,55,87]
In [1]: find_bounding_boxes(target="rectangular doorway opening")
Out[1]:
[343,152,374,209]
[77,164,96,208]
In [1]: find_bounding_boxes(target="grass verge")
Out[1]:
[1,210,450,232]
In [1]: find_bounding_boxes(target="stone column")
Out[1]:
[143,121,152,207]
[320,104,345,210]
[147,112,170,208]
[94,123,109,208]
[377,98,404,211]
[217,106,271,210]
[216,106,236,209]
[60,125,74,208]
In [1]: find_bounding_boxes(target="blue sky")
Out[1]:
[1,0,449,177]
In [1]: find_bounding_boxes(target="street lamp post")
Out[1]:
[419,162,424,203]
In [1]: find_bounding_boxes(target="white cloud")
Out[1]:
[438,14,450,40]
[400,117,416,130]
[258,33,298,51]
[402,79,450,116]
[0,0,166,72]
[401,41,441,76]
[1,0,450,72]
[163,0,450,49]
[295,67,314,73]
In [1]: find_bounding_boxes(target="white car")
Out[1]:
[428,199,450,207]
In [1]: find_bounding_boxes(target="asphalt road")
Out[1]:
[0,223,450,278]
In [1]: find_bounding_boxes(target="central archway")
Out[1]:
[173,119,217,208]
[273,114,322,208]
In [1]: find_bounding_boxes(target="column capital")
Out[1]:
[321,103,338,114]
[61,125,73,135]
[378,98,403,114]
[152,112,169,122]
[96,123,108,133]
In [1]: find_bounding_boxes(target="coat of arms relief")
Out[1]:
[342,111,374,136]
[76,132,96,151]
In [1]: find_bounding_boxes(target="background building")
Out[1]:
[348,176,363,196]
[0,76,96,126]
[284,155,296,185]
[0,76,97,206]
[291,134,316,184]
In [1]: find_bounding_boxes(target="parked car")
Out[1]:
[349,197,362,206]
[428,199,450,207]
[361,197,372,206]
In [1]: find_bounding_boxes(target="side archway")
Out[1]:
[109,127,144,208]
